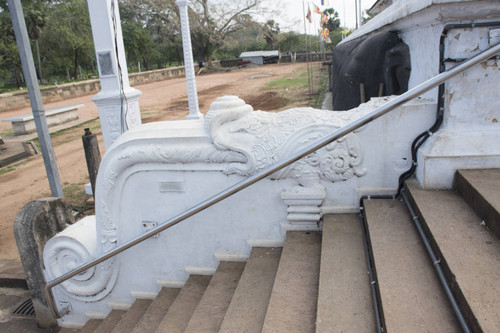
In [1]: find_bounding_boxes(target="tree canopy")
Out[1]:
[0,0,347,88]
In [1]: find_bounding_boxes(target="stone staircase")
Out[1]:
[56,169,498,333]
[362,169,500,333]
[59,228,374,333]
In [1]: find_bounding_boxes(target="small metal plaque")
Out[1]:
[98,51,114,76]
[159,181,185,193]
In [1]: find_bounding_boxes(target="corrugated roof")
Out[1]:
[239,50,280,58]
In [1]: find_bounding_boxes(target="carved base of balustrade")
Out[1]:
[281,185,326,229]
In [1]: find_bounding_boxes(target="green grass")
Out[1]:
[266,73,309,91]
[0,166,15,175]
[0,129,14,137]
[312,67,330,109]
[63,181,90,207]
[31,119,101,148]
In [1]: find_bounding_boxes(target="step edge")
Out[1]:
[130,291,158,299]
[185,266,216,275]
[455,170,500,239]
[157,279,185,288]
[107,302,132,311]
[85,311,108,320]
[247,239,284,247]
[214,253,249,262]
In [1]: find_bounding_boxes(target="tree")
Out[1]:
[0,1,20,86]
[24,0,49,82]
[189,0,265,63]
[39,0,94,79]
[262,19,279,50]
[213,14,265,59]
[120,0,182,69]
[0,0,52,86]
[322,8,340,34]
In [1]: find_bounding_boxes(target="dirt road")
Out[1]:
[0,63,315,260]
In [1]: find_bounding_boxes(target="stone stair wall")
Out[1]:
[41,169,500,332]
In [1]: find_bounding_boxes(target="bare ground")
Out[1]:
[0,62,320,260]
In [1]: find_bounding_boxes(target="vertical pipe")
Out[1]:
[7,0,63,197]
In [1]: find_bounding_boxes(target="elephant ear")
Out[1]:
[383,42,411,96]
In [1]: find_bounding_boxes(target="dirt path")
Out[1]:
[0,63,315,260]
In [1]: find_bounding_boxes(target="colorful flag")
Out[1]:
[321,0,325,5]
[326,37,332,44]
[306,7,312,23]
[319,28,329,41]
[314,5,321,14]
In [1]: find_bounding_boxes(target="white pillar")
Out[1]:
[87,0,142,150]
[176,0,203,120]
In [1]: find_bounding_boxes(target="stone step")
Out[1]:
[184,261,245,333]
[261,231,321,333]
[64,319,100,333]
[363,198,460,332]
[154,275,211,333]
[110,298,152,333]
[455,169,500,239]
[93,309,126,333]
[219,247,282,333]
[131,288,180,333]
[316,214,375,332]
[406,179,500,333]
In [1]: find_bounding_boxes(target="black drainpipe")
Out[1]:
[359,21,500,333]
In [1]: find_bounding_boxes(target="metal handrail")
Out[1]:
[45,42,500,317]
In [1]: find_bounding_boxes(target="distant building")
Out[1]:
[368,0,394,15]
[239,51,280,65]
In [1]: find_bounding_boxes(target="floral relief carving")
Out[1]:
[205,99,366,184]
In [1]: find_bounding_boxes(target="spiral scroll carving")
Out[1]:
[43,216,117,301]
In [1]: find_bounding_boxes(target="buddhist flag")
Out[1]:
[321,0,325,5]
[306,7,312,23]
[319,28,329,41]
[314,5,321,14]
[326,37,332,44]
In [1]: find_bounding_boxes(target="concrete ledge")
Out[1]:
[2,104,83,135]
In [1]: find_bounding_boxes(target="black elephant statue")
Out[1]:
[330,31,411,110]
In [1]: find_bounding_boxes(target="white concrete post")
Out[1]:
[87,0,142,150]
[176,0,203,120]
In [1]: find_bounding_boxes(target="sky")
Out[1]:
[263,0,378,32]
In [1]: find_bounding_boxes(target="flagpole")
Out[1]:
[355,0,359,29]
[359,0,363,26]
[303,0,312,94]
[343,0,346,30]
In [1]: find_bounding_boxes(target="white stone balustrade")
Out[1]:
[44,95,435,327]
